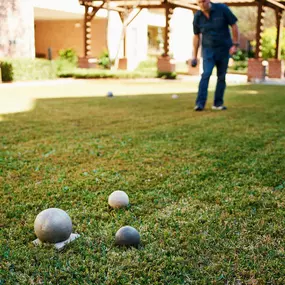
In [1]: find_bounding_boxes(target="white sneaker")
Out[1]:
[212,105,227,110]
[194,105,204,111]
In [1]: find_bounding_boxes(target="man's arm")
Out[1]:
[229,23,239,55]
[231,23,239,45]
[193,34,200,59]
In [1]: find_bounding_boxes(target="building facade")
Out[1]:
[0,0,194,70]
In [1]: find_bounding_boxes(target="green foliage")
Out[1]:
[0,58,57,81]
[252,27,285,59]
[232,61,248,71]
[232,50,248,61]
[135,57,157,71]
[57,48,78,75]
[157,71,177,79]
[0,61,14,82]
[97,50,113,69]
[1,85,285,284]
[58,48,78,65]
[55,59,76,75]
[58,68,157,79]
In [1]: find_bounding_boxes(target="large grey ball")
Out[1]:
[115,226,140,246]
[34,208,72,243]
[108,190,129,208]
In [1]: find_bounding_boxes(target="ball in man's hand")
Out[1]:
[191,59,198,67]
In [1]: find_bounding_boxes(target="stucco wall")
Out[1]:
[0,0,35,58]
[35,18,107,59]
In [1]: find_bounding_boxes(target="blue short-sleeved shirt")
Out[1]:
[193,3,237,51]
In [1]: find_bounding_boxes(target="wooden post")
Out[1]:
[84,6,99,57]
[163,5,173,57]
[119,12,127,57]
[255,2,265,58]
[275,9,283,59]
[157,4,175,73]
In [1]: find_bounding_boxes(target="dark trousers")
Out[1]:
[196,48,230,108]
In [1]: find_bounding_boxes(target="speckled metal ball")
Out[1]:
[107,91,113,97]
[115,226,140,246]
[34,208,72,243]
[108,190,129,208]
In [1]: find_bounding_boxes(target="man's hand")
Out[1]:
[191,58,198,67]
[229,45,238,55]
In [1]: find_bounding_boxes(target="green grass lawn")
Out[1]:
[1,84,285,284]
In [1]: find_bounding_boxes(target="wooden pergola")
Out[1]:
[78,0,284,74]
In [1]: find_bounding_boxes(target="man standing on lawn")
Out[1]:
[192,0,239,111]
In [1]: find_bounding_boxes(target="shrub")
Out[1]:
[97,50,113,69]
[251,27,285,59]
[157,71,177,79]
[58,68,157,79]
[55,59,76,75]
[58,48,78,65]
[1,58,58,81]
[0,61,14,82]
[232,50,247,61]
[135,57,157,71]
[233,61,248,71]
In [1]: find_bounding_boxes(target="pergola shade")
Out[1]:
[78,0,285,62]
[79,0,285,11]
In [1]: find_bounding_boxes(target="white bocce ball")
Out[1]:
[115,226,140,246]
[172,94,179,99]
[34,208,72,243]
[108,190,129,208]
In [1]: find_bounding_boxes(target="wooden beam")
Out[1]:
[275,9,283,59]
[118,4,164,8]
[169,2,199,10]
[225,2,257,6]
[266,0,285,9]
[79,0,285,11]
[118,9,142,57]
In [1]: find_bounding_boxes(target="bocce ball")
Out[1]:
[115,226,140,246]
[108,190,129,208]
[107,91,113,97]
[172,94,179,99]
[34,208,72,243]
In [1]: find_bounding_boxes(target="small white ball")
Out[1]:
[108,190,129,208]
[172,94,179,99]
[115,226,140,246]
[34,208,72,243]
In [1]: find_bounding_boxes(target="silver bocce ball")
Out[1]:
[108,190,129,208]
[34,208,72,243]
[107,91,114,97]
[115,226,140,247]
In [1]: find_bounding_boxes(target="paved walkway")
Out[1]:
[1,73,283,116]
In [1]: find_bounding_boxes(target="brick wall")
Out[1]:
[247,58,265,82]
[268,59,284,79]
[35,19,107,59]
[157,56,175,72]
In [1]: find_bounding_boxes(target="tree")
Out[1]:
[231,6,285,41]
[261,27,285,59]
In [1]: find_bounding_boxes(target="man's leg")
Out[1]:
[213,55,229,107]
[195,56,215,109]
